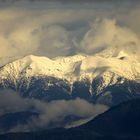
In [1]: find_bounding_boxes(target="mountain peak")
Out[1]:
[0,53,140,104]
[0,53,140,83]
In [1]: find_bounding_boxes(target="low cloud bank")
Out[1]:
[0,89,108,132]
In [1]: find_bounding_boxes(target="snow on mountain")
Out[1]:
[0,50,140,85]
[0,50,140,105]
[0,56,22,68]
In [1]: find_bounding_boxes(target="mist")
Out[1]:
[0,89,108,132]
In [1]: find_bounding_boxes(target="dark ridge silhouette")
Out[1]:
[1,99,140,140]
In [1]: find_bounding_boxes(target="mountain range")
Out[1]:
[0,49,140,106]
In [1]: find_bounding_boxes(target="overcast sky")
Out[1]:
[0,0,140,58]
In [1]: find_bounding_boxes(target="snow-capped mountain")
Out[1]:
[0,50,140,106]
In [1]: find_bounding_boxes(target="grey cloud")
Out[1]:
[0,89,108,132]
[0,90,34,115]
[0,0,139,3]
[36,25,75,57]
[0,0,140,59]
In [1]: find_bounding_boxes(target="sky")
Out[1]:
[0,0,139,133]
[0,0,140,58]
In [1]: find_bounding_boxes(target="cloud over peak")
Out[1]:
[0,0,140,59]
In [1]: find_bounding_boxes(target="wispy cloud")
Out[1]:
[0,89,108,132]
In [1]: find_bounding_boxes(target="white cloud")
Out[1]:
[0,9,90,58]
[80,19,140,55]
[0,2,140,59]
[0,89,108,132]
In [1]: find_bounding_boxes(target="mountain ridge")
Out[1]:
[0,51,140,83]
[0,51,140,105]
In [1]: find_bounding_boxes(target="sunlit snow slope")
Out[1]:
[0,49,140,106]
